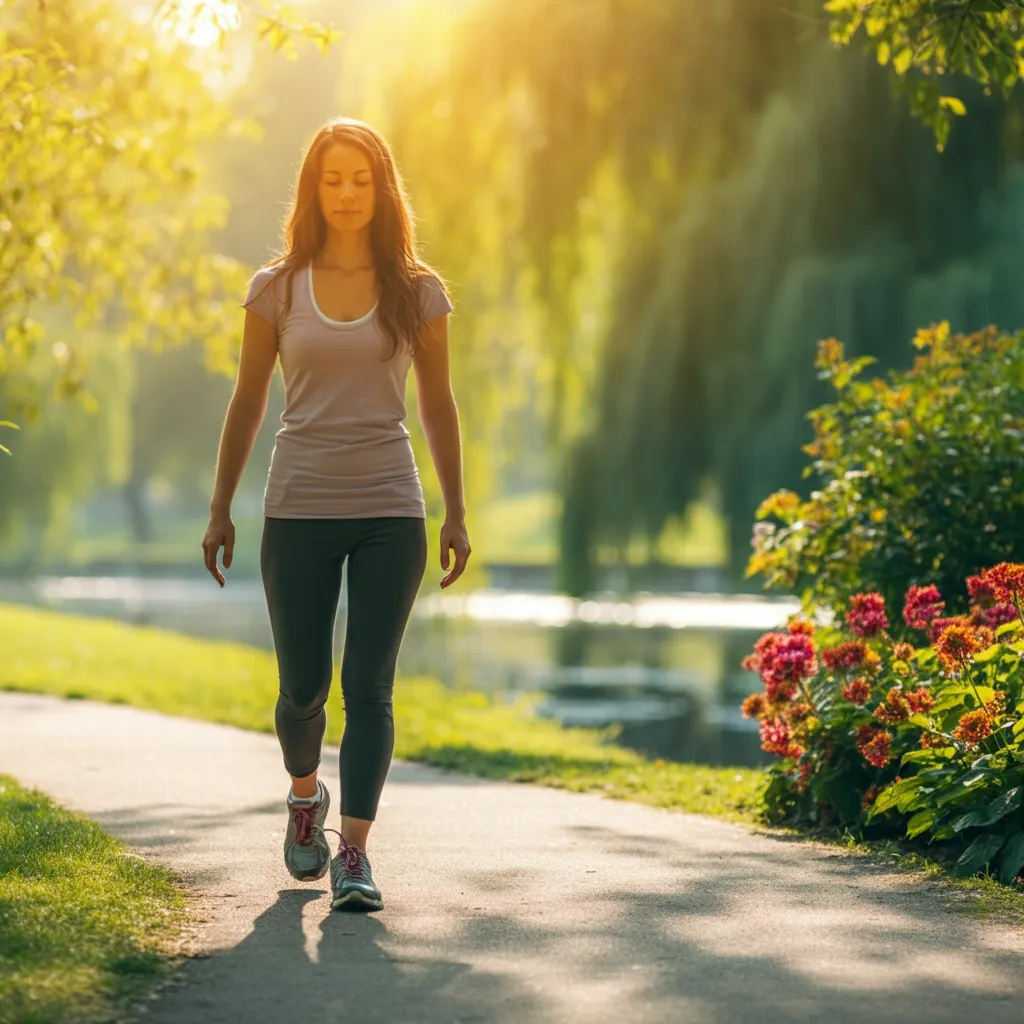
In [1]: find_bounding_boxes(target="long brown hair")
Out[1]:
[256,117,449,359]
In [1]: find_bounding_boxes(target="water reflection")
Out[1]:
[0,576,797,767]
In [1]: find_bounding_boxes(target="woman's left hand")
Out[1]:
[439,516,471,589]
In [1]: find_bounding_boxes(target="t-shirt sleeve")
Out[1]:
[418,273,454,323]
[242,267,282,330]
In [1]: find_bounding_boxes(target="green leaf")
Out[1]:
[906,809,936,838]
[986,786,1022,823]
[939,96,967,117]
[953,833,1005,878]
[901,749,942,766]
[952,809,993,832]
[998,831,1024,885]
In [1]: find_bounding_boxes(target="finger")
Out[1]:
[443,551,469,588]
[203,541,225,587]
[440,536,451,570]
[223,536,234,570]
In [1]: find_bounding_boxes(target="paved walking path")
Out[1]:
[3,692,1024,1023]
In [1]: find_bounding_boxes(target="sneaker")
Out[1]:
[283,781,331,882]
[327,830,383,911]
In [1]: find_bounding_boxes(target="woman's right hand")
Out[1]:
[202,511,235,588]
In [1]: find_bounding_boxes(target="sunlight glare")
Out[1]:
[157,0,241,49]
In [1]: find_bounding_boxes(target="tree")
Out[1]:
[827,0,1024,148]
[1,0,250,428]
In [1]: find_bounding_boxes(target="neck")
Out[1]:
[318,228,373,270]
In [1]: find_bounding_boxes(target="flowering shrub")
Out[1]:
[743,563,1024,881]
[747,324,1024,628]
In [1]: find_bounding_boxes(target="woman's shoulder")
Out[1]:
[414,268,454,321]
[245,262,289,300]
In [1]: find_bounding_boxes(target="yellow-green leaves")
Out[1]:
[826,0,1024,148]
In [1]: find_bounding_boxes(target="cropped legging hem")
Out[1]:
[261,515,427,821]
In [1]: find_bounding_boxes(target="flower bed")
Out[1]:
[742,562,1024,881]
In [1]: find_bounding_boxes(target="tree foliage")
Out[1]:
[367,0,1024,593]
[827,0,1024,148]
[1,0,249,427]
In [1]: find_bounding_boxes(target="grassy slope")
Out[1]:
[0,603,764,823]
[0,775,184,1024]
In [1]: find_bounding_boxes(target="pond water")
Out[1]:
[0,576,798,768]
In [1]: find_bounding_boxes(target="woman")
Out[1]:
[201,117,471,913]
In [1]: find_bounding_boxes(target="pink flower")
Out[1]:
[902,585,945,631]
[746,631,817,702]
[847,593,889,638]
[759,719,803,759]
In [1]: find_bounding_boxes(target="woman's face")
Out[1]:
[317,142,376,236]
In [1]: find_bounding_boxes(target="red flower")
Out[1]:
[748,631,817,702]
[840,677,871,705]
[927,615,970,643]
[759,718,803,759]
[822,640,867,672]
[905,687,935,714]
[741,693,767,719]
[973,603,1018,630]
[857,727,893,768]
[967,574,996,609]
[902,585,945,631]
[952,709,993,749]
[873,687,911,724]
[979,563,1024,605]
[846,592,889,638]
[920,731,947,749]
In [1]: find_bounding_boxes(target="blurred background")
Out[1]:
[3,0,1023,768]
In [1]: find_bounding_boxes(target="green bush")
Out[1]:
[743,563,1024,881]
[748,323,1024,625]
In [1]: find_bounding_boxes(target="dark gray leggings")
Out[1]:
[260,516,427,821]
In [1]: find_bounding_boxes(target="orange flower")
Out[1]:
[920,731,948,749]
[984,691,1009,717]
[891,642,915,662]
[788,619,815,637]
[841,677,871,705]
[905,687,935,714]
[934,623,982,673]
[741,693,767,719]
[979,563,1024,604]
[873,687,911,724]
[952,709,993,749]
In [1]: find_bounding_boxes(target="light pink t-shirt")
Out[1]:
[243,262,453,519]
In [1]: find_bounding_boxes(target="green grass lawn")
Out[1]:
[0,775,184,1024]
[0,602,765,824]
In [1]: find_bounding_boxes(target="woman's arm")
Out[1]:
[413,311,471,589]
[202,309,278,586]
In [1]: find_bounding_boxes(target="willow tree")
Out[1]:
[351,0,1024,593]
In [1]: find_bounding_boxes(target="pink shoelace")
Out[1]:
[325,828,364,874]
[289,802,319,845]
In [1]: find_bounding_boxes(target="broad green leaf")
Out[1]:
[986,786,1022,823]
[906,809,936,839]
[998,831,1024,885]
[953,833,1005,878]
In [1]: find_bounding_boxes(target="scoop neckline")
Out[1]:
[307,264,378,330]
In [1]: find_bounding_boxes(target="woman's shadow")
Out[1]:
[149,887,539,1024]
